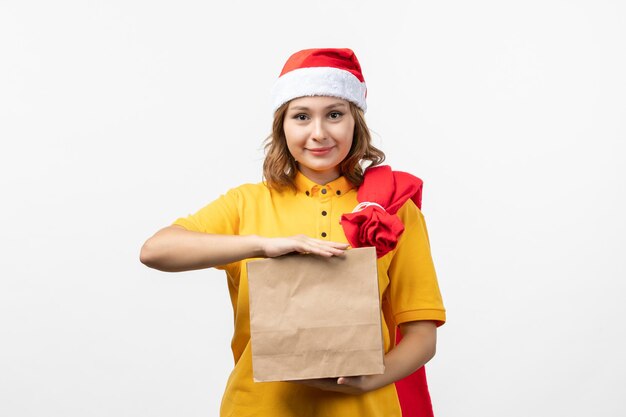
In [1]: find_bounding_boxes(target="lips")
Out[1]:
[307,146,334,155]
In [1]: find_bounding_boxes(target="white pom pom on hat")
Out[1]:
[270,48,367,113]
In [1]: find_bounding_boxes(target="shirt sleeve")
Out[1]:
[172,188,241,235]
[171,187,242,271]
[387,200,446,327]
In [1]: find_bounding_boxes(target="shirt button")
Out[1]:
[321,211,327,216]
[321,188,327,194]
[321,232,327,237]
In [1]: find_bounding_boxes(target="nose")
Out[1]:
[312,118,328,141]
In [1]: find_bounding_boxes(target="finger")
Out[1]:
[297,243,344,257]
[337,376,360,386]
[312,239,350,249]
[310,240,349,253]
[337,377,349,385]
[310,247,344,257]
[289,236,349,258]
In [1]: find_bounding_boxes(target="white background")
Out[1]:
[1,1,625,416]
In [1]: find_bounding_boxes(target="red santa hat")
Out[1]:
[270,48,367,113]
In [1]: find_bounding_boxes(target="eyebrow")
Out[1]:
[288,102,348,111]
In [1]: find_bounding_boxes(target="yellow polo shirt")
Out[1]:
[173,171,446,417]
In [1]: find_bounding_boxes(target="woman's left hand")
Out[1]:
[290,321,437,395]
[292,375,375,395]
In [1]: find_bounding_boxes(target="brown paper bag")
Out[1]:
[247,246,384,382]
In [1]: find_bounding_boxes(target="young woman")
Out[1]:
[140,48,446,417]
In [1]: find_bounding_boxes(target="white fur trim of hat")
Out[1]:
[270,48,368,113]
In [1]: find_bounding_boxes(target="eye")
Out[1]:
[328,111,343,119]
[293,113,309,121]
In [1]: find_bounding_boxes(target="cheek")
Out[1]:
[282,125,295,149]
[283,122,303,144]
[285,142,298,159]
[341,139,354,159]
[338,124,355,148]
[283,129,301,159]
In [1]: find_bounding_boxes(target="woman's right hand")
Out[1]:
[140,226,348,272]
[261,235,349,258]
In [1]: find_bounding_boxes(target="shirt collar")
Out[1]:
[294,171,354,197]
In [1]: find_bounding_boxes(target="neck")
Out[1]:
[298,167,341,185]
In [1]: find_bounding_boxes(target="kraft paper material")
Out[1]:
[247,246,384,382]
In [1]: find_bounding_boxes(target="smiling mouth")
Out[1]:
[307,147,334,155]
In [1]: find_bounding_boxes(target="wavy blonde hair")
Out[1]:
[263,101,385,191]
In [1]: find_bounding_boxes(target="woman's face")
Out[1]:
[283,96,355,185]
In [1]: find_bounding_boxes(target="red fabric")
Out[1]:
[340,165,434,417]
[340,165,423,257]
[279,48,365,82]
